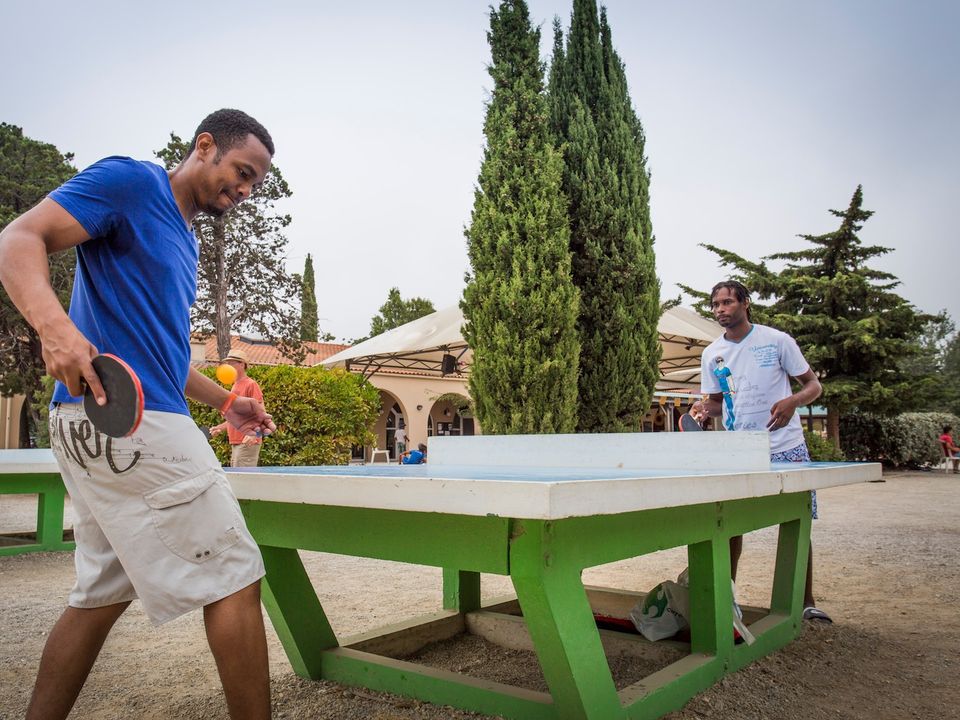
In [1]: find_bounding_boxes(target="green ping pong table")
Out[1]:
[226,432,880,720]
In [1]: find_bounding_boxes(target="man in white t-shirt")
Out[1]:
[693,280,830,622]
[394,424,407,463]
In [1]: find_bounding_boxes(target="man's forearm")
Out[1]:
[0,226,69,335]
[185,366,232,410]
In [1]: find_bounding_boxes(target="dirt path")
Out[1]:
[1,471,958,720]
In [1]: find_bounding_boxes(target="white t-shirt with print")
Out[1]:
[700,323,810,454]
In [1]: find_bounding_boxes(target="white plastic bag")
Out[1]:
[630,580,690,641]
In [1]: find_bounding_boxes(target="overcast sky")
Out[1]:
[4,1,957,342]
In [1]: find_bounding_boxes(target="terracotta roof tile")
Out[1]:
[193,335,351,367]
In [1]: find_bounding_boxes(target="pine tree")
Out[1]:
[549,1,660,432]
[155,134,305,363]
[300,253,318,342]
[461,0,580,434]
[682,186,932,445]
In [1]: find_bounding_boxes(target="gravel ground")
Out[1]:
[1,470,958,719]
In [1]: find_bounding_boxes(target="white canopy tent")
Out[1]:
[322,305,720,389]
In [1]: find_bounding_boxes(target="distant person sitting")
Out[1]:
[401,443,427,465]
[939,426,960,473]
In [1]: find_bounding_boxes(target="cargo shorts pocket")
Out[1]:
[144,470,242,564]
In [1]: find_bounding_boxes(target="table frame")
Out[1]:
[241,489,812,720]
[0,469,74,556]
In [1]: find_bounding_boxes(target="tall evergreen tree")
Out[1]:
[549,1,660,432]
[300,253,319,342]
[155,134,305,363]
[681,186,931,445]
[462,0,580,434]
[0,124,77,444]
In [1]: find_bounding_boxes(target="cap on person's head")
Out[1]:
[222,348,248,366]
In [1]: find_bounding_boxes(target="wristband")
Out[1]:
[220,392,238,414]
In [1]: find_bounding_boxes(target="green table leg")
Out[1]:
[259,544,338,679]
[511,519,624,720]
[442,568,481,612]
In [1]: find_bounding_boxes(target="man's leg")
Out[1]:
[804,544,816,608]
[26,601,131,720]
[729,534,743,580]
[204,581,271,720]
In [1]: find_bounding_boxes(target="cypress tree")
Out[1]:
[300,253,318,342]
[462,0,580,434]
[549,1,661,432]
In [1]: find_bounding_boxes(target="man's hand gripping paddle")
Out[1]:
[83,354,144,438]
[678,412,704,432]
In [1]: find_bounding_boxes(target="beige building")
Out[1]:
[1,306,720,454]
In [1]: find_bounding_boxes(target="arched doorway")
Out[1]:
[427,394,474,438]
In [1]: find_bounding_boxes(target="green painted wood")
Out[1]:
[619,654,722,719]
[259,545,337,679]
[321,648,556,720]
[241,488,821,719]
[511,519,625,720]
[240,500,510,573]
[0,472,74,556]
[442,568,481,612]
[540,503,719,570]
[686,538,730,657]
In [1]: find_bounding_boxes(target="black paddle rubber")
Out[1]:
[678,413,704,432]
[83,354,144,438]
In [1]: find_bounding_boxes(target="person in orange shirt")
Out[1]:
[939,425,960,473]
[211,348,266,467]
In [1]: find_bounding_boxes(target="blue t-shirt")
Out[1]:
[402,450,425,465]
[50,157,198,415]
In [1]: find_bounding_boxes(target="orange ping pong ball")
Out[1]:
[216,363,238,385]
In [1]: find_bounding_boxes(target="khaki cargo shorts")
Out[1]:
[49,403,264,625]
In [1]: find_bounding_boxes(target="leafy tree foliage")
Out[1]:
[365,287,435,340]
[548,1,660,432]
[462,0,580,434]
[299,253,319,341]
[155,134,304,363]
[0,124,77,444]
[681,186,931,445]
[189,364,380,465]
[941,330,960,417]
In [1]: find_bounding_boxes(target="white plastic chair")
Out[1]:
[370,447,390,464]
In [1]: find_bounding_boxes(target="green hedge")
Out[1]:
[840,411,960,468]
[189,365,381,466]
[803,430,845,461]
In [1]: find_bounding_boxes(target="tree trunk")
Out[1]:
[213,218,231,359]
[827,408,841,449]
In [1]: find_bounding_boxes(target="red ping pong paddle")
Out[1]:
[678,413,704,432]
[83,354,144,438]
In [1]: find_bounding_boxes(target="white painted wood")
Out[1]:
[225,461,881,520]
[428,432,771,472]
[0,449,59,475]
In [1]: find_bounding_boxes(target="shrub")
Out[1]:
[803,430,845,461]
[840,411,960,468]
[189,365,381,466]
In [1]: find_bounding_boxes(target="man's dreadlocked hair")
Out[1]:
[710,280,752,320]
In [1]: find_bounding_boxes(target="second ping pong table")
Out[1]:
[227,432,880,720]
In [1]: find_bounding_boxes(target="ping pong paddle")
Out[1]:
[678,413,703,432]
[83,354,144,438]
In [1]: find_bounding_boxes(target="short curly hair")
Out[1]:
[188,108,274,159]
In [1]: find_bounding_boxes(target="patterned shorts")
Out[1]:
[49,403,265,624]
[770,443,818,519]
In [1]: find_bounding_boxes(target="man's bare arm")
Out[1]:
[768,368,822,430]
[0,199,105,401]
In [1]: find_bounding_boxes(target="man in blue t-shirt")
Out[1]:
[0,109,277,719]
[401,442,428,464]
